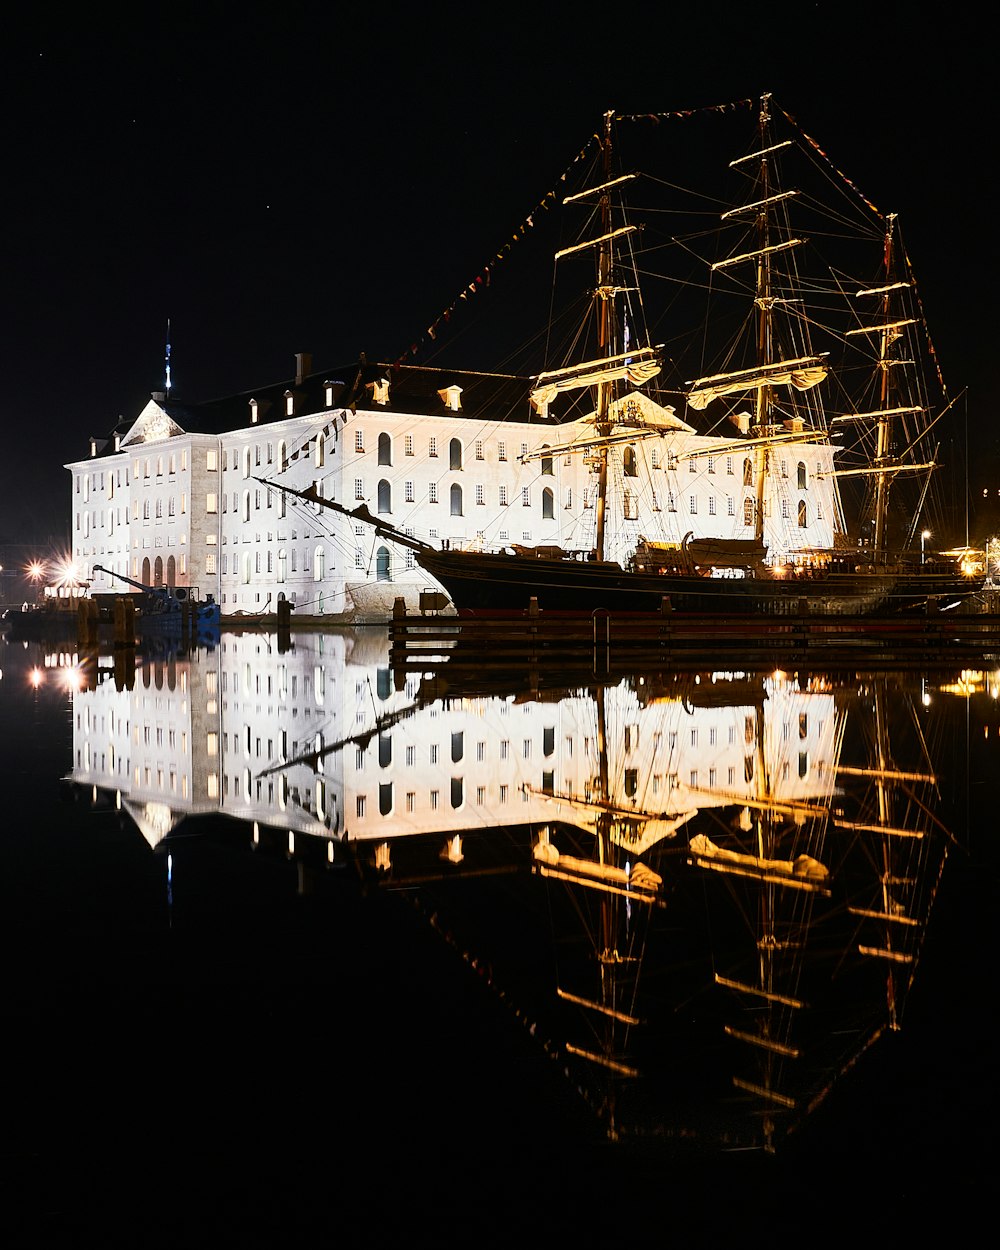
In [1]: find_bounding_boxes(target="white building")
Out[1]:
[67,355,840,619]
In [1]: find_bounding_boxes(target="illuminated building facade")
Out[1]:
[67,357,839,618]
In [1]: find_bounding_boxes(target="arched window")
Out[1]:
[314,432,325,468]
[277,550,286,583]
[623,447,638,478]
[378,433,392,466]
[743,497,754,526]
[243,447,251,479]
[243,491,251,523]
[798,499,808,528]
[166,555,176,586]
[314,546,326,581]
[797,461,807,490]
[449,438,463,470]
[377,479,391,514]
[278,440,287,471]
[743,457,753,486]
[141,557,151,585]
[376,546,391,581]
[153,556,163,586]
[542,487,554,519]
[450,483,463,516]
[242,553,252,584]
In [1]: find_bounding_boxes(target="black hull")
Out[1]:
[416,549,981,616]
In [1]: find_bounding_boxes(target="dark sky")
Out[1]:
[3,4,994,538]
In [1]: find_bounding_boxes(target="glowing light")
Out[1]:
[29,667,44,689]
[26,560,46,581]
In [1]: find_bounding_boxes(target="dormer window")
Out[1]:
[284,390,295,417]
[250,399,259,425]
[437,385,463,412]
[90,438,97,458]
[324,381,335,408]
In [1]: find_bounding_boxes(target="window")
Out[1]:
[405,480,415,503]
[498,441,506,462]
[429,437,438,458]
[797,461,807,489]
[315,433,326,467]
[475,440,484,461]
[623,490,637,520]
[475,484,485,506]
[744,498,753,526]
[689,495,697,514]
[782,499,790,519]
[355,429,364,453]
[798,499,808,528]
[429,483,438,503]
[708,496,716,516]
[727,496,735,517]
[708,455,715,474]
[743,458,753,485]
[450,484,463,516]
[542,488,554,519]
[207,450,218,471]
[205,553,217,574]
[206,492,218,513]
[449,439,462,470]
[726,456,734,475]
[378,433,391,465]
[499,485,507,507]
[377,480,391,514]
[522,487,530,507]
[355,478,364,500]
[405,435,413,456]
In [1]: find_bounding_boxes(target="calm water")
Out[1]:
[2,628,997,1241]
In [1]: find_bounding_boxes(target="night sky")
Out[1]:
[3,4,995,539]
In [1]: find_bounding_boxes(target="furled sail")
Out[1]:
[687,354,827,410]
[530,347,662,415]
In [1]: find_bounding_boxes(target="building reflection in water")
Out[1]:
[66,630,960,1151]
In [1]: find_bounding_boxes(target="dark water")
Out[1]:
[1,631,997,1244]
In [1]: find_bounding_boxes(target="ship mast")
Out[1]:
[873,216,898,559]
[752,93,775,547]
[593,110,615,563]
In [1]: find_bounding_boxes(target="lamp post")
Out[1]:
[921,529,931,565]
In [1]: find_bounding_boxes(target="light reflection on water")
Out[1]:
[1,629,996,1171]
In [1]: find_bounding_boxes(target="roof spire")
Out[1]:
[165,318,172,395]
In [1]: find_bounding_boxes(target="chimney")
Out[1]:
[295,352,312,386]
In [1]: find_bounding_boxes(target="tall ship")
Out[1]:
[266,98,983,616]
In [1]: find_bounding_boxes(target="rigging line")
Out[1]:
[775,103,885,222]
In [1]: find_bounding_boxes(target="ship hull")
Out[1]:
[416,549,980,616]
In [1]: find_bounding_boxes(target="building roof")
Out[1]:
[85,356,574,455]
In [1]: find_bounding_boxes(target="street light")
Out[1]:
[921,529,931,565]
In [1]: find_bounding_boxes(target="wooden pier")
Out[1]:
[388,596,1000,678]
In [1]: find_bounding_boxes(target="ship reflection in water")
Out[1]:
[62,628,964,1152]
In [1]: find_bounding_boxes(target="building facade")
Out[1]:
[67,358,840,618]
